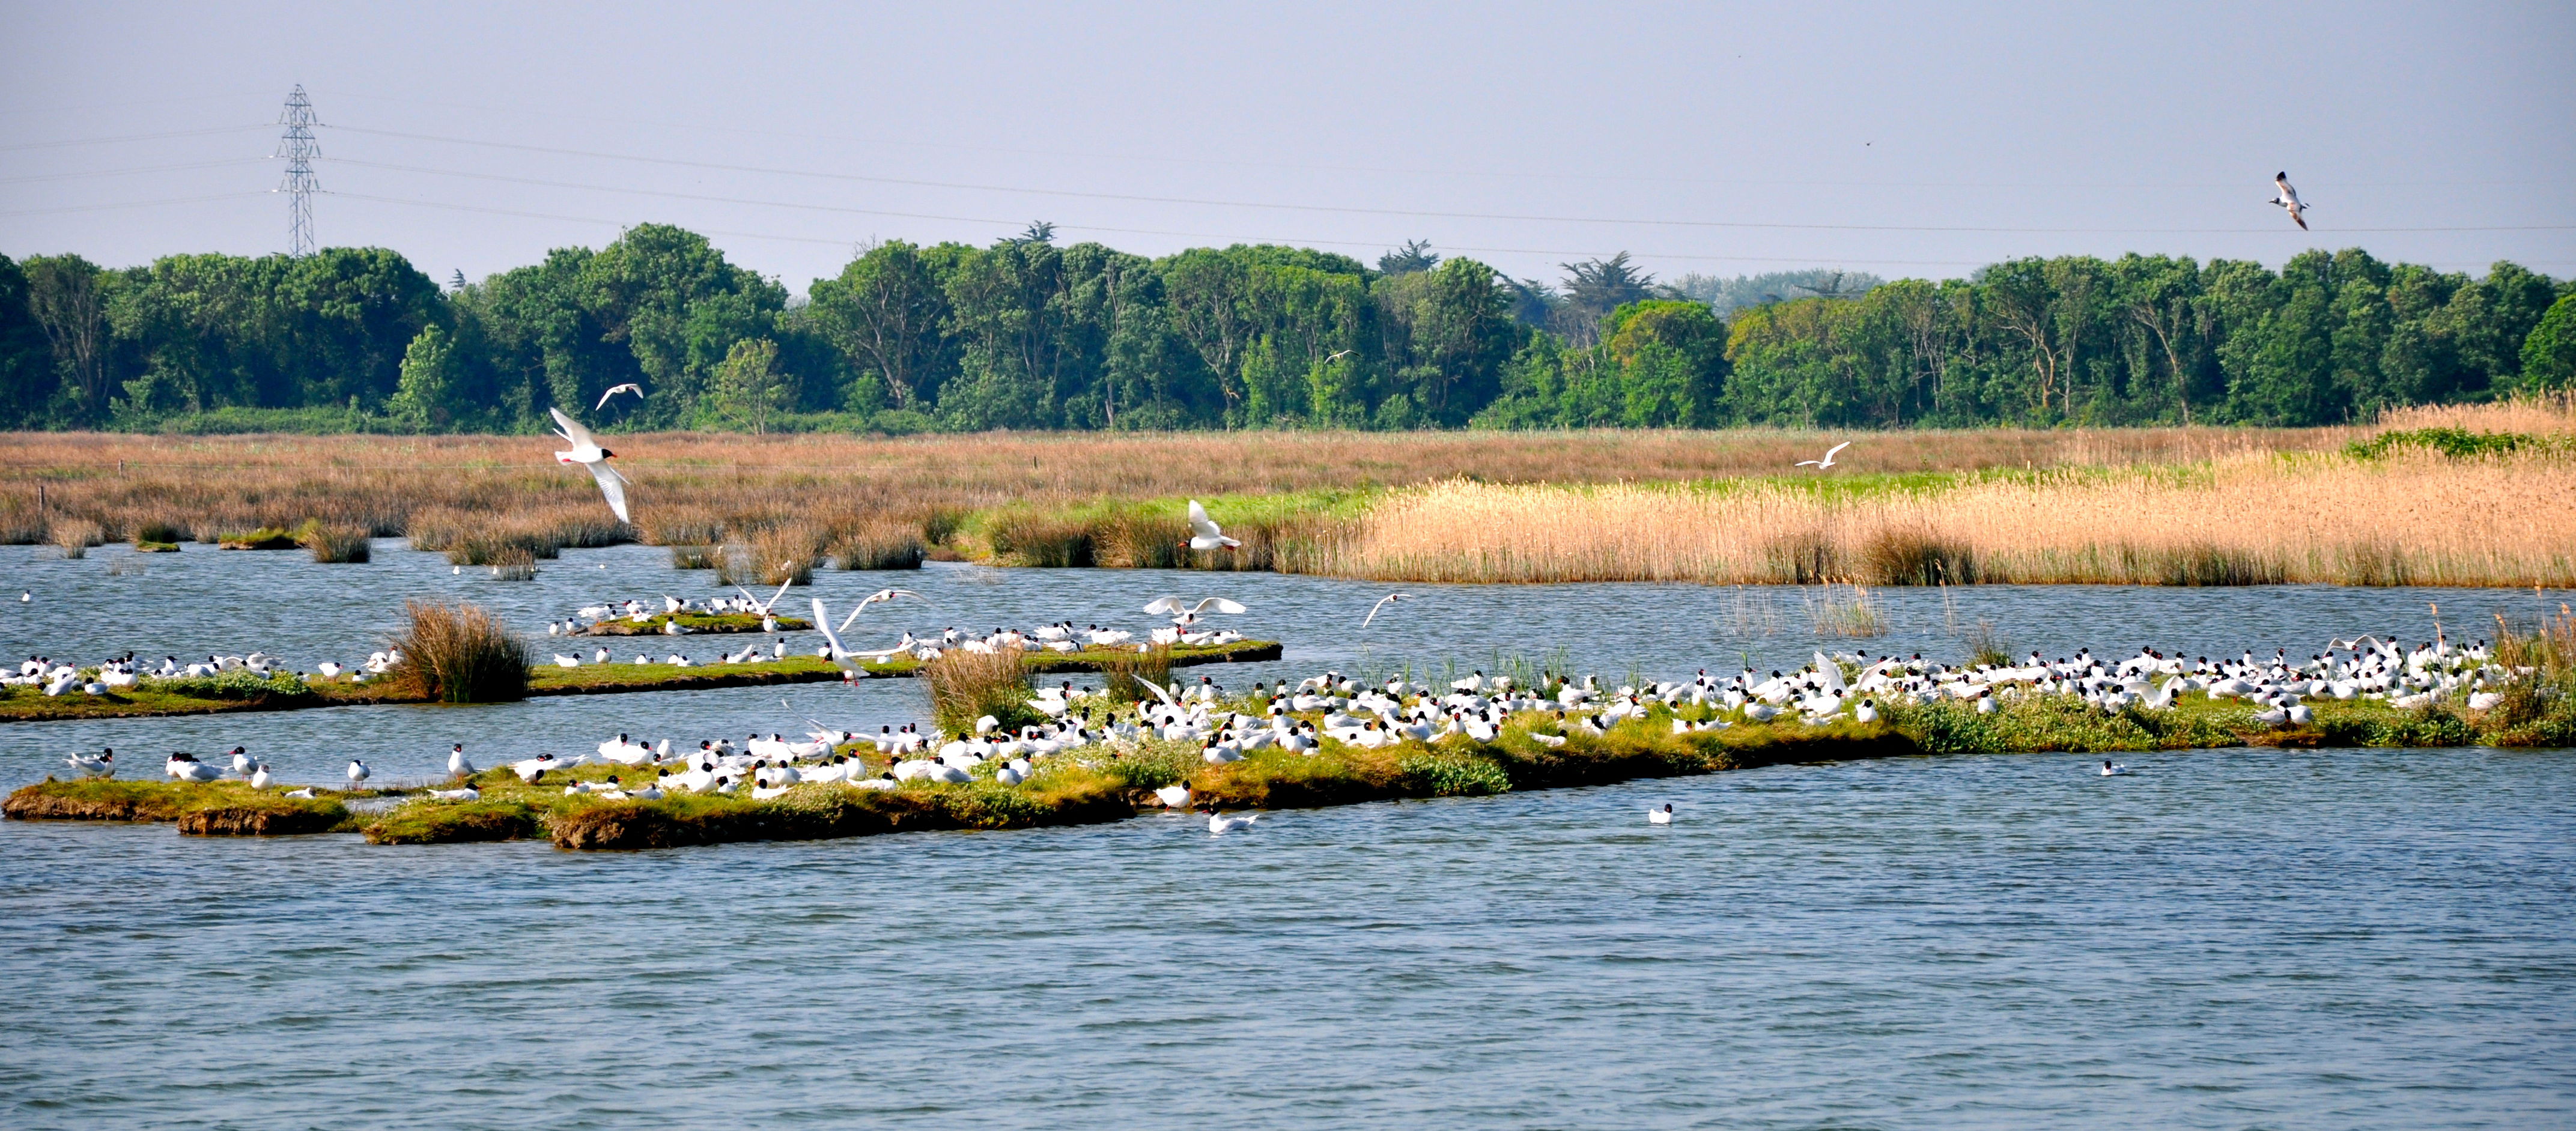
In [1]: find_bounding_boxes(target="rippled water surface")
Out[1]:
[2,543,2572,1127]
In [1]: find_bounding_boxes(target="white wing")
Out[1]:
[1362,593,1408,628]
[1143,596,1184,616]
[1185,500,1221,540]
[1138,678,1177,707]
[1794,459,1822,467]
[1197,598,1247,615]
[549,407,603,451]
[585,459,631,523]
[1823,441,1852,460]
[810,599,854,668]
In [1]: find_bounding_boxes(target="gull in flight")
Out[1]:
[733,576,799,616]
[595,383,645,411]
[835,587,929,634]
[1183,499,1241,551]
[550,407,631,523]
[1794,441,1852,470]
[1362,592,1410,628]
[1326,348,1354,362]
[2270,172,2310,231]
[1144,595,1246,626]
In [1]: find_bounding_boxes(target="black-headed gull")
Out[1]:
[549,407,631,523]
[594,383,644,410]
[1794,441,1851,470]
[1183,500,1241,551]
[1362,592,1410,628]
[2270,172,2310,231]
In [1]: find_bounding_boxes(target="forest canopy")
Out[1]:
[1,224,2567,434]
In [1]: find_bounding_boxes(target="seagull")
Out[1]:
[2270,172,2310,231]
[64,749,114,778]
[448,743,475,778]
[548,406,631,523]
[249,763,272,790]
[1182,500,1241,551]
[345,759,371,787]
[1648,803,1674,825]
[1362,592,1410,628]
[594,383,645,411]
[733,576,799,617]
[835,588,929,635]
[1794,441,1852,470]
[1326,348,1354,362]
[1144,595,1247,626]
[1207,808,1258,834]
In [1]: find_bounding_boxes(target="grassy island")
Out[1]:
[583,612,812,636]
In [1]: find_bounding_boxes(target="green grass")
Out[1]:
[4,777,351,834]
[584,612,812,636]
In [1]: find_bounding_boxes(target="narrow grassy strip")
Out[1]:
[3,778,354,835]
[0,640,1284,721]
[583,613,812,636]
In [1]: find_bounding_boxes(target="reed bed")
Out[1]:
[49,517,100,558]
[299,522,372,563]
[387,600,530,703]
[1314,449,2576,588]
[923,646,1037,736]
[0,423,2356,551]
[829,520,927,570]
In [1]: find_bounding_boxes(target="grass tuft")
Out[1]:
[386,599,529,703]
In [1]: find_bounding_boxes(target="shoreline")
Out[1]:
[0,640,1284,723]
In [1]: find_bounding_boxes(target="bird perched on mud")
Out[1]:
[549,407,631,523]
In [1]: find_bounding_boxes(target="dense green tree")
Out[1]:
[2520,293,2576,391]
[0,255,55,428]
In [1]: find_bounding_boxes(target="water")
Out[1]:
[3,747,2569,1127]
[3,542,2572,1126]
[3,540,2568,786]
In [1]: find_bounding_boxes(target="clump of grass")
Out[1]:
[1806,584,1886,638]
[1964,619,2014,668]
[669,544,719,569]
[924,646,1039,736]
[831,520,926,570]
[219,525,299,550]
[988,512,1095,567]
[364,799,540,844]
[50,517,103,558]
[1767,530,1842,584]
[718,524,825,586]
[2346,428,2550,460]
[1862,528,1978,585]
[148,670,318,702]
[486,545,536,580]
[386,599,529,703]
[132,519,187,546]
[2152,544,2283,586]
[297,520,372,563]
[1093,644,1174,705]
[1397,750,1513,796]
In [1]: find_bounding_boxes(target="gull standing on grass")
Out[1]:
[1795,441,1851,470]
[550,407,632,523]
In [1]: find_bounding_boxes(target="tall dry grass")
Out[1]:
[923,646,1036,736]
[1314,449,2576,587]
[0,424,2359,551]
[387,600,530,703]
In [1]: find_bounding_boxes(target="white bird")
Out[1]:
[64,749,114,778]
[228,747,255,777]
[2099,760,2130,777]
[1648,803,1674,825]
[2270,171,2310,231]
[734,576,800,617]
[282,787,316,799]
[166,754,222,782]
[1182,499,1241,551]
[1155,784,1192,809]
[427,786,480,801]
[249,763,272,790]
[448,744,475,778]
[833,587,929,635]
[345,759,371,787]
[1362,592,1410,628]
[548,406,631,523]
[1794,441,1852,470]
[1143,595,1247,626]
[594,383,645,410]
[1207,810,1258,834]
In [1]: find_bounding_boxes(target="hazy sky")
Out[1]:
[4,1,2570,294]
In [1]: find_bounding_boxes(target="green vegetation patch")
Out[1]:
[363,799,542,845]
[217,526,300,550]
[4,778,350,834]
[2346,428,2559,460]
[585,613,811,636]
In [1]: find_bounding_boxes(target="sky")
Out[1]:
[2,1,2571,295]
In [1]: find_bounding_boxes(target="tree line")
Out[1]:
[1,223,2569,434]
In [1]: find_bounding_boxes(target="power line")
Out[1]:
[275,86,322,256]
[328,126,2575,235]
[0,191,267,218]
[0,157,267,186]
[0,124,270,153]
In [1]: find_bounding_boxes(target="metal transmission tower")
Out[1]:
[273,85,322,256]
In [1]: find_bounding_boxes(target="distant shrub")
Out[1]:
[2346,428,2548,459]
[386,600,529,703]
